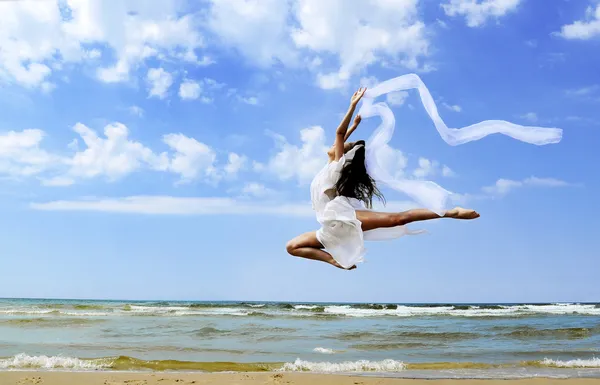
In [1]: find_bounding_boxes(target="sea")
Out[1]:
[1,298,600,379]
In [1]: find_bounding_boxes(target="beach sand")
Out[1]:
[1,372,600,385]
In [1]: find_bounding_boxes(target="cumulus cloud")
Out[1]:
[412,157,455,179]
[0,0,206,89]
[179,79,202,100]
[207,0,431,89]
[442,0,522,27]
[64,122,167,182]
[146,68,173,99]
[386,91,409,107]
[162,133,217,183]
[0,129,61,178]
[1,122,248,187]
[224,153,247,176]
[556,4,600,40]
[261,126,329,185]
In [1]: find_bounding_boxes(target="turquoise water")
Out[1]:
[1,298,600,378]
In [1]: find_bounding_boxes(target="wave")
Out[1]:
[313,347,335,354]
[0,354,277,372]
[3,354,600,373]
[0,353,111,370]
[280,358,406,372]
[2,301,600,318]
[540,358,600,368]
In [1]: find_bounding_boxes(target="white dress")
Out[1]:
[310,146,414,269]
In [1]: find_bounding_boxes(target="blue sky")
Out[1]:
[1,0,599,303]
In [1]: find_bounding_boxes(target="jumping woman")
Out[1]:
[286,87,480,270]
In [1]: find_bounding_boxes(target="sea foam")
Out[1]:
[280,358,406,372]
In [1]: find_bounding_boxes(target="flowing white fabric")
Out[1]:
[358,73,563,214]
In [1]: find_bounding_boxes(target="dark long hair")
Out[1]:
[334,140,385,209]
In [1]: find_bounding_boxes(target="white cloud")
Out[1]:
[177,77,227,103]
[0,1,205,89]
[413,157,455,179]
[520,112,538,123]
[0,129,60,177]
[413,157,436,179]
[360,76,380,89]
[207,0,298,68]
[146,68,173,99]
[65,122,167,182]
[557,4,600,40]
[442,165,456,177]
[207,0,430,90]
[224,153,247,176]
[238,95,259,105]
[3,121,248,186]
[241,183,277,198]
[376,145,408,179]
[30,195,417,216]
[565,85,599,98]
[264,126,329,185]
[442,0,522,27]
[179,79,202,101]
[482,176,572,195]
[442,102,462,112]
[40,82,56,94]
[128,106,144,117]
[41,176,75,187]
[31,196,315,217]
[162,133,217,183]
[386,91,409,107]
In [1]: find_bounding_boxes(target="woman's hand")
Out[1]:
[354,114,362,125]
[350,87,367,107]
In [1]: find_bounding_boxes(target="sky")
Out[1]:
[0,0,599,303]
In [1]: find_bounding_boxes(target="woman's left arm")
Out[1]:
[344,114,361,142]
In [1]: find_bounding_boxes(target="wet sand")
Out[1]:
[1,372,600,385]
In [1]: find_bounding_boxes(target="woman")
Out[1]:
[286,87,480,270]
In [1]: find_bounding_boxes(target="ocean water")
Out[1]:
[1,298,600,379]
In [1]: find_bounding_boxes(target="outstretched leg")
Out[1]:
[286,231,356,270]
[356,207,479,232]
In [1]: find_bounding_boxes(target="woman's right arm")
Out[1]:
[333,88,366,161]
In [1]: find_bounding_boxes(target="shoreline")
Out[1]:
[1,371,600,385]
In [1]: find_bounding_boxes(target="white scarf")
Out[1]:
[357,74,563,215]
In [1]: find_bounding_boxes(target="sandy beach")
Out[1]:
[1,372,599,385]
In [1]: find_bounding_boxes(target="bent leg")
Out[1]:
[286,231,356,270]
[356,207,479,232]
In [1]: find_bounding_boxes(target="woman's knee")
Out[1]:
[286,239,299,255]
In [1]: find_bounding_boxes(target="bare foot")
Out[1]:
[330,259,357,270]
[444,207,480,220]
